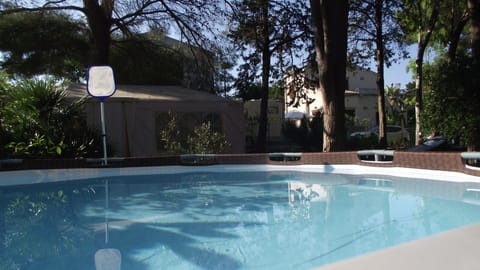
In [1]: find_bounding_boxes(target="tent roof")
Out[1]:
[67,84,229,102]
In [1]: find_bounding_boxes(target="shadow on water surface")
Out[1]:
[104,221,261,270]
[82,176,281,270]
[88,186,278,269]
[4,171,337,270]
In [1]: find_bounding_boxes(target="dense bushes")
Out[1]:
[422,56,480,150]
[281,114,323,152]
[0,78,104,158]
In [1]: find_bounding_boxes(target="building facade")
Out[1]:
[284,66,379,129]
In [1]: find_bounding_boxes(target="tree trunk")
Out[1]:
[469,0,480,62]
[414,40,424,145]
[256,51,271,152]
[83,0,113,65]
[414,1,440,145]
[468,0,480,151]
[447,19,468,63]
[414,34,437,145]
[375,0,387,148]
[309,0,348,152]
[255,0,271,153]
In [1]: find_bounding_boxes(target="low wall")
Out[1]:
[217,151,479,177]
[1,151,479,177]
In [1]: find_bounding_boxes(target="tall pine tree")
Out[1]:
[229,0,309,152]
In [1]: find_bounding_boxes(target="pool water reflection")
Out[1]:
[2,171,480,270]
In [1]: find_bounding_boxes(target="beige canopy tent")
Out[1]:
[67,84,245,157]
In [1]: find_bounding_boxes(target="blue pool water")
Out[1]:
[1,167,480,269]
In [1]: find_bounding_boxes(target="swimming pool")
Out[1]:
[1,165,480,270]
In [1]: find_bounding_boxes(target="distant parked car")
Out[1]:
[409,136,466,151]
[350,125,410,145]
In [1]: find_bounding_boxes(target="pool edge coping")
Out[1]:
[1,163,479,186]
[315,223,480,270]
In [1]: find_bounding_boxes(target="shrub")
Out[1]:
[281,113,323,152]
[187,122,230,154]
[422,56,480,150]
[158,113,185,155]
[345,135,381,150]
[282,117,310,150]
[0,78,104,158]
[158,113,230,154]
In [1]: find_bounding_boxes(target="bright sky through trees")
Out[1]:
[381,45,435,89]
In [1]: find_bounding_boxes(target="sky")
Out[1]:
[383,59,413,89]
[372,45,416,90]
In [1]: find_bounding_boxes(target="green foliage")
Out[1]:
[348,0,407,68]
[6,191,69,266]
[422,56,480,149]
[214,57,236,96]
[110,34,184,85]
[158,113,186,155]
[433,1,470,53]
[229,0,310,150]
[346,135,382,150]
[268,82,284,100]
[2,188,93,269]
[235,81,284,101]
[230,0,310,91]
[0,78,103,158]
[187,122,230,154]
[385,84,414,127]
[398,0,439,43]
[282,118,310,149]
[284,64,317,109]
[309,113,324,151]
[281,113,323,152]
[0,69,9,88]
[0,10,209,87]
[1,0,226,85]
[6,133,64,157]
[236,82,262,101]
[0,10,186,84]
[158,112,230,154]
[0,12,89,79]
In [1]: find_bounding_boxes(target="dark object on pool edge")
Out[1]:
[409,136,466,152]
[269,152,302,162]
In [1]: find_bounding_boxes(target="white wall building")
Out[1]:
[284,66,379,129]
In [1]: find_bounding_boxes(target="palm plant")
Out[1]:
[1,78,103,158]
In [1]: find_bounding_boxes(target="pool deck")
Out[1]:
[316,223,480,270]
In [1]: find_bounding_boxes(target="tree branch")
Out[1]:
[0,5,85,15]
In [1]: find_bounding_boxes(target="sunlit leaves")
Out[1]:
[422,56,480,148]
[0,11,89,79]
[0,78,103,158]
